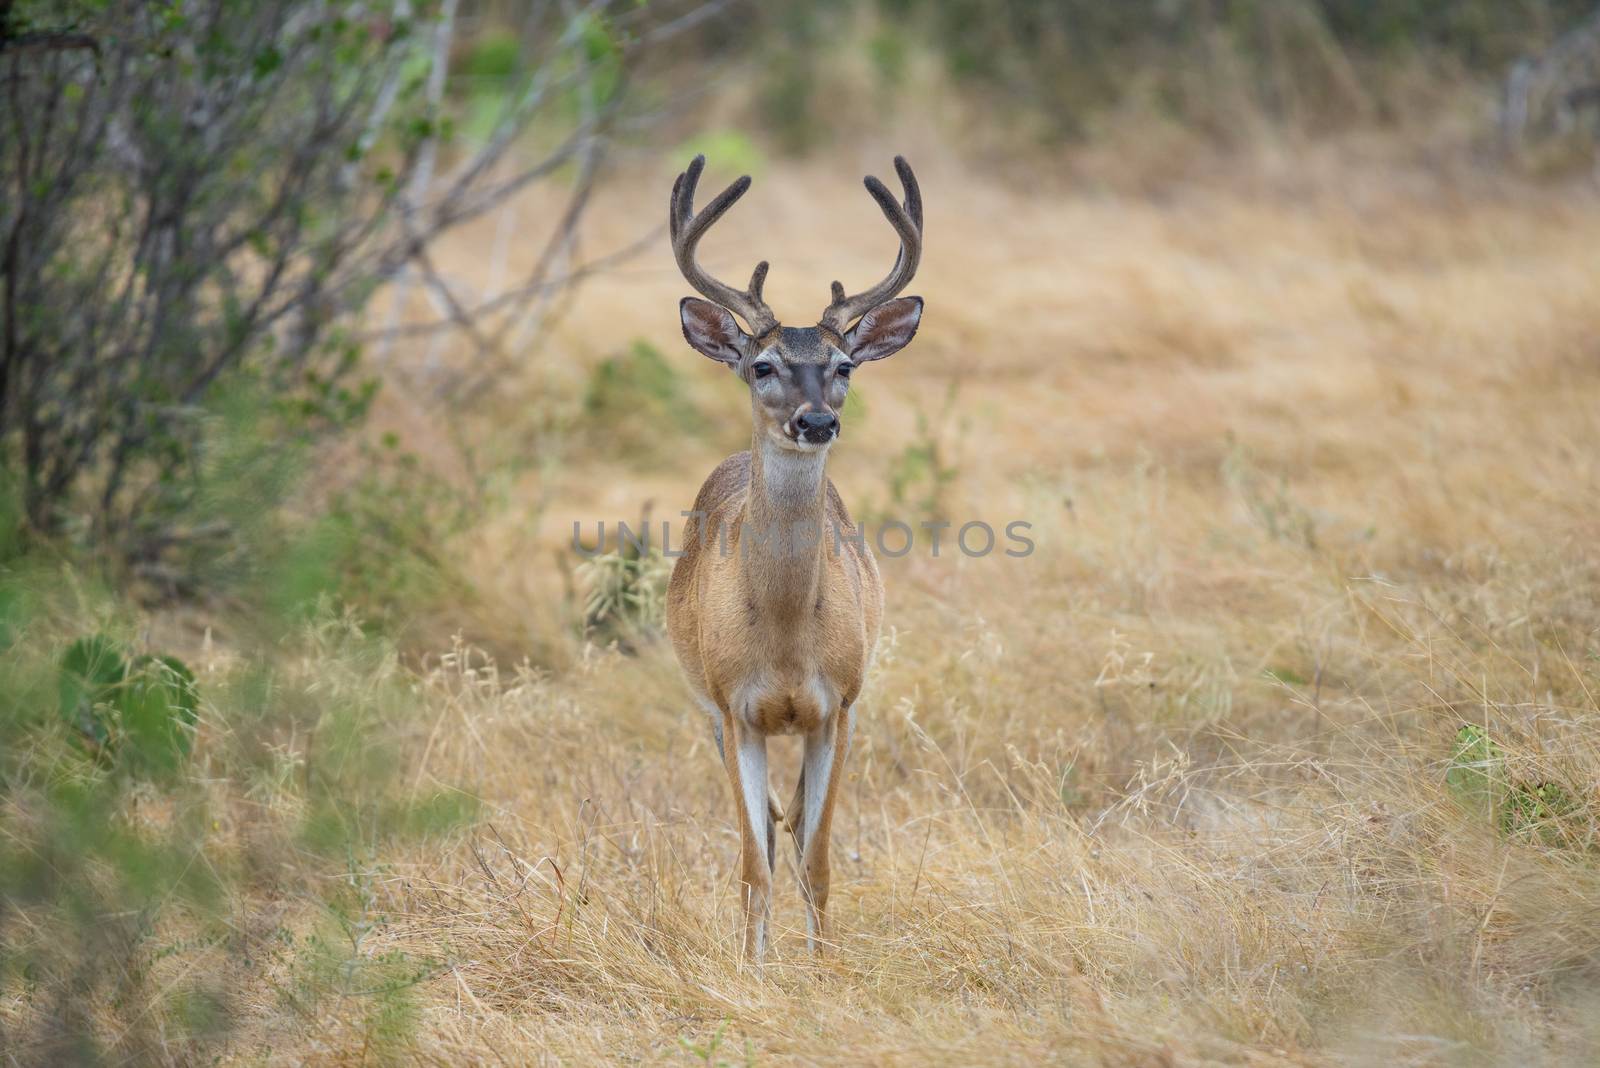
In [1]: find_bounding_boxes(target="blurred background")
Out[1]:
[5,1,1600,1063]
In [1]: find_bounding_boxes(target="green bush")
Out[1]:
[0,0,648,571]
[0,577,480,1060]
[0,1,418,552]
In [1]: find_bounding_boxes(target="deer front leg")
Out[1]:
[795,704,853,954]
[708,700,779,876]
[720,710,771,963]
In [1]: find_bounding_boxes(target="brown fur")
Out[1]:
[667,449,882,737]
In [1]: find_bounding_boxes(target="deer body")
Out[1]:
[668,443,881,957]
[663,156,925,961]
[669,444,881,739]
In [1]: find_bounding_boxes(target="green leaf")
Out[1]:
[1444,723,1505,818]
[121,654,201,775]
[580,13,618,62]
[58,635,128,748]
[460,28,520,82]
[57,640,200,775]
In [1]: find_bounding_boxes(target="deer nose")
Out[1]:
[796,409,839,442]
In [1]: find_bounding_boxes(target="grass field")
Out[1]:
[10,132,1600,1064]
[278,137,1600,1064]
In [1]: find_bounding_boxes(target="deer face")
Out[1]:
[670,155,925,454]
[679,301,923,452]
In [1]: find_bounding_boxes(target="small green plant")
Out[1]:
[57,635,199,777]
[572,503,671,650]
[275,868,444,1059]
[1502,780,1579,842]
[1445,724,1508,819]
[1263,665,1309,686]
[678,1019,756,1066]
[576,545,671,650]
[880,382,964,521]
[1444,724,1585,845]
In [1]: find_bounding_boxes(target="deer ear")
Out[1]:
[680,297,749,367]
[844,296,922,363]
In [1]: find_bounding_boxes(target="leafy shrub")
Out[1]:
[0,582,482,1060]
[754,2,846,154]
[0,0,644,567]
[879,383,964,523]
[294,439,479,633]
[1317,0,1595,61]
[0,1,424,551]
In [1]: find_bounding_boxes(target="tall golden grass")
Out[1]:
[195,133,1600,1062]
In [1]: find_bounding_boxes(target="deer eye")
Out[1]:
[836,363,855,380]
[751,361,775,379]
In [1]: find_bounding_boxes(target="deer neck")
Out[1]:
[741,435,828,622]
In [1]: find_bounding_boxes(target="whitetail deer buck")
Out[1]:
[665,155,925,961]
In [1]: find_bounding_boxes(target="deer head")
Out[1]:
[671,155,925,453]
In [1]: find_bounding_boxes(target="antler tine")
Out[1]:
[669,170,687,242]
[669,154,779,337]
[820,155,924,333]
[894,154,923,230]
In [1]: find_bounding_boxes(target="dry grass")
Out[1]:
[225,136,1600,1064]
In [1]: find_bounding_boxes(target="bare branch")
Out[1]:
[0,31,100,57]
